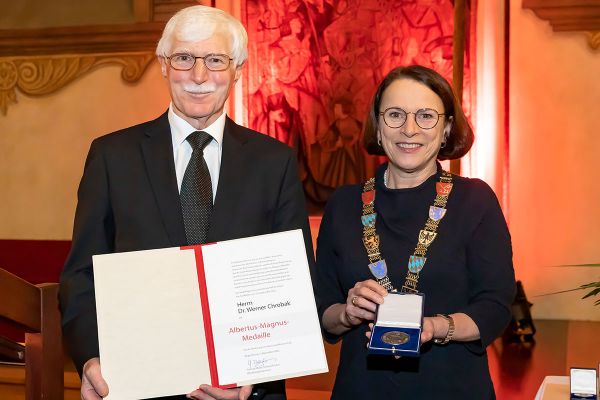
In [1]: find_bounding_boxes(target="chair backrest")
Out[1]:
[0,267,63,400]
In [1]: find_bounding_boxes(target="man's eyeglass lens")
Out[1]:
[168,53,231,71]
[381,108,443,129]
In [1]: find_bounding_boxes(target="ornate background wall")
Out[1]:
[242,0,476,212]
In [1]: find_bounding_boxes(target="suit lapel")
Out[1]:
[140,112,188,246]
[208,117,248,241]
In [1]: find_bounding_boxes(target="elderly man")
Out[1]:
[59,5,312,400]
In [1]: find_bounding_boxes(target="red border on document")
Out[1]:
[181,244,237,390]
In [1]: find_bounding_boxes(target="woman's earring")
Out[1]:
[377,136,382,146]
[440,125,450,149]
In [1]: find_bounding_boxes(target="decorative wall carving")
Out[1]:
[243,0,475,211]
[587,31,600,49]
[522,0,600,50]
[0,53,155,115]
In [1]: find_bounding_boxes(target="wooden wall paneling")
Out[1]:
[152,0,203,22]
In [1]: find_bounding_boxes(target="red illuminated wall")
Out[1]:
[242,0,476,212]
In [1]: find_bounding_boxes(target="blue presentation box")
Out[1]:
[368,292,424,357]
[570,368,598,400]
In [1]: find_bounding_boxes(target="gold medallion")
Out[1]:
[381,331,410,345]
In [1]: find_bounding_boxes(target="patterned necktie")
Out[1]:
[180,131,213,245]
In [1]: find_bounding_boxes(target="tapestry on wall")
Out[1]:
[243,0,476,213]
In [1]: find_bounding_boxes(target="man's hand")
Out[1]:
[187,384,253,400]
[81,357,109,400]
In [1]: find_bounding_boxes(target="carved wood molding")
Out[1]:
[0,23,165,57]
[522,0,600,49]
[0,21,163,115]
[0,52,155,115]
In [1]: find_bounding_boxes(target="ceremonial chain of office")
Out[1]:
[360,170,454,293]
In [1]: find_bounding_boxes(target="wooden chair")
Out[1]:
[0,267,63,400]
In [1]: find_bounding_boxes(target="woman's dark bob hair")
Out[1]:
[363,65,474,160]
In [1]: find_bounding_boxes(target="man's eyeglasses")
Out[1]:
[379,107,445,130]
[165,53,233,71]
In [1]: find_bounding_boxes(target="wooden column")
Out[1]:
[452,0,466,175]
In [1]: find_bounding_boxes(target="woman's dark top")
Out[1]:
[315,163,516,399]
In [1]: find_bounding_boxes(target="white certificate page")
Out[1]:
[94,247,210,400]
[202,229,328,387]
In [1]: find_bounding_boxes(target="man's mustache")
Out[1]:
[183,84,217,94]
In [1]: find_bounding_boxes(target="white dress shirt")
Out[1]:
[169,104,224,201]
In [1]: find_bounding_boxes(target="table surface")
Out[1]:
[535,376,569,400]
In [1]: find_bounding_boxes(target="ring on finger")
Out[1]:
[351,296,359,306]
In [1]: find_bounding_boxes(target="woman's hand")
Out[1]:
[343,279,387,327]
[322,279,387,336]
[420,317,437,343]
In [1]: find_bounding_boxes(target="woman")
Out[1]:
[315,65,516,399]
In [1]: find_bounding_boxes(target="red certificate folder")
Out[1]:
[93,229,327,399]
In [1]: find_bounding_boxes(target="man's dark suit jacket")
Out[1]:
[59,112,313,399]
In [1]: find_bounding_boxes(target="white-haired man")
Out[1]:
[59,5,312,400]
